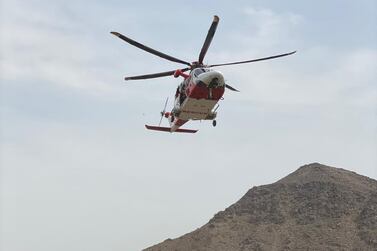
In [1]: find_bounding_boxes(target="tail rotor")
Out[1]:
[159,97,169,126]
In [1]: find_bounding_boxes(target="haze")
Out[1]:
[0,0,376,250]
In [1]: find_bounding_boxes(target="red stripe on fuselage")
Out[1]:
[186,81,225,100]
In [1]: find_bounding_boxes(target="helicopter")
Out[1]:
[111,15,295,133]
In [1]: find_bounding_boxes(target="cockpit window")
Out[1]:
[193,68,208,77]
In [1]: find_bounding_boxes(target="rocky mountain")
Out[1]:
[144,163,377,251]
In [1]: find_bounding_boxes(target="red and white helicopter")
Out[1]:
[111,15,295,133]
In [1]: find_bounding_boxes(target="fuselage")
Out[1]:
[169,68,225,132]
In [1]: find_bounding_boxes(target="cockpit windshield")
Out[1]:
[193,68,210,77]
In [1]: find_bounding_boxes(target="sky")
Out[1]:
[0,0,376,250]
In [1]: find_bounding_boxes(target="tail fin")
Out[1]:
[145,125,198,133]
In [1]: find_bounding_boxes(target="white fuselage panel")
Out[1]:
[178,98,217,120]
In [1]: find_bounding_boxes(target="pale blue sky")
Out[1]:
[1,1,376,250]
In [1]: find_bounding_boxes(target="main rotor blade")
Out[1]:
[198,15,220,64]
[111,31,191,66]
[225,84,240,92]
[208,51,296,67]
[124,68,190,81]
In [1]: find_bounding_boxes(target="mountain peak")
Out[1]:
[276,163,377,193]
[145,163,377,251]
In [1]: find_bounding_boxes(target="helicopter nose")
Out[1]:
[196,71,225,88]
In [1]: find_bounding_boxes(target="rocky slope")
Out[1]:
[144,163,377,251]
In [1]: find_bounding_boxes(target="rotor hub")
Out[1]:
[191,61,204,69]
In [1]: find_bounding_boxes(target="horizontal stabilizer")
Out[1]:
[145,125,198,133]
